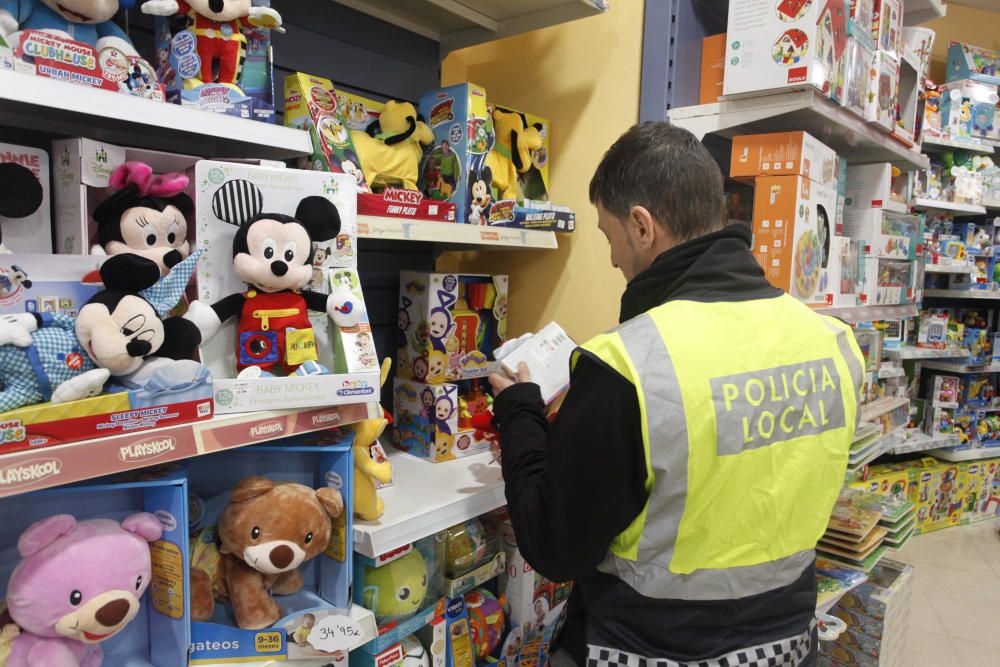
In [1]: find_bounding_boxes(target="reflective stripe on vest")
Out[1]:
[574,295,864,601]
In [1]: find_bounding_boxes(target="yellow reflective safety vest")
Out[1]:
[572,293,864,601]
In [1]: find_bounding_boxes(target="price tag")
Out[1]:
[307,614,366,654]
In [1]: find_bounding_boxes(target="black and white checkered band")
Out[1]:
[586,622,814,667]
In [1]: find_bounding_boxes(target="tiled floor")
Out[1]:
[888,518,1000,664]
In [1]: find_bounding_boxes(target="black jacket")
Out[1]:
[493,224,818,664]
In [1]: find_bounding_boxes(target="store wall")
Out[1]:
[925,5,1000,82]
[436,3,646,342]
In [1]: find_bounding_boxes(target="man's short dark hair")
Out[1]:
[589,122,726,241]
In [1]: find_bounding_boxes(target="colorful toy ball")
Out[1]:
[400,634,431,667]
[464,588,505,660]
[443,518,490,578]
[361,549,429,621]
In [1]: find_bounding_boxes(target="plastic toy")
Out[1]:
[0,161,45,253]
[464,588,505,660]
[361,549,429,621]
[190,476,344,629]
[0,252,201,411]
[349,101,434,191]
[4,512,162,667]
[443,519,490,578]
[400,635,430,667]
[141,0,281,93]
[185,193,360,379]
[484,107,543,201]
[91,162,192,275]
[0,0,138,53]
[349,358,394,520]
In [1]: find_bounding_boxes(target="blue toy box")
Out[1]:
[0,469,190,666]
[947,42,1000,86]
[187,431,356,664]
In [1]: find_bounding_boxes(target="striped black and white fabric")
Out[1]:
[211,179,264,225]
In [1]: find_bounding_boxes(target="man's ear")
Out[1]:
[629,205,659,250]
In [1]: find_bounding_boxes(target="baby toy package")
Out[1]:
[0,142,51,254]
[192,161,380,413]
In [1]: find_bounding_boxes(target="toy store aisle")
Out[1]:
[891,519,1000,664]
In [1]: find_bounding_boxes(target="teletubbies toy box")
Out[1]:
[192,161,380,413]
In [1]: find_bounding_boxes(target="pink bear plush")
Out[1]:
[5,513,163,667]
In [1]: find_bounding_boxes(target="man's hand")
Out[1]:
[489,362,531,396]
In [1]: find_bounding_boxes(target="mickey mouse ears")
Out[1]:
[212,179,264,226]
[0,162,44,219]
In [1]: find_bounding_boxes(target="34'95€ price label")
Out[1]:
[307,614,366,654]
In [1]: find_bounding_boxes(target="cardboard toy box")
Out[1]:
[285,72,456,223]
[152,0,276,122]
[841,35,876,118]
[843,163,908,214]
[959,459,1000,524]
[730,131,839,188]
[0,142,51,253]
[392,379,492,463]
[0,253,213,453]
[865,49,900,131]
[872,0,903,60]
[194,161,381,413]
[841,210,922,260]
[947,42,1000,86]
[700,33,727,104]
[723,0,848,98]
[418,85,575,232]
[849,461,912,503]
[750,174,840,307]
[0,469,190,666]
[396,272,507,384]
[906,459,965,533]
[939,79,1000,142]
[52,137,199,258]
[4,29,164,100]
[187,434,358,664]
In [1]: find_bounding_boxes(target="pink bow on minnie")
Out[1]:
[109,161,189,198]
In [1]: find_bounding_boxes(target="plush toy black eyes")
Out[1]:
[284,249,294,262]
[264,247,274,259]
[135,576,143,591]
[304,531,313,544]
[397,586,411,601]
[168,232,176,243]
[70,590,83,606]
[251,526,261,540]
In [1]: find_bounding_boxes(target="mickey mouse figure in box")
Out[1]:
[185,186,364,379]
[0,0,139,55]
[141,0,282,93]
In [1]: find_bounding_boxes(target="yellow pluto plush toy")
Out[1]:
[350,101,434,191]
[485,107,543,201]
[348,358,394,520]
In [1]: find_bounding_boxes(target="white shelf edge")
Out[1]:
[922,137,995,155]
[861,396,910,424]
[814,303,918,324]
[923,289,1000,300]
[921,360,1000,373]
[884,346,970,360]
[913,198,988,215]
[904,0,947,25]
[927,446,1000,462]
[357,215,559,249]
[924,263,978,275]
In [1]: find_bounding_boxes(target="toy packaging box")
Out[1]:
[895,56,921,144]
[841,35,876,118]
[4,29,164,100]
[750,174,841,307]
[844,163,908,214]
[392,379,492,463]
[959,459,1000,524]
[939,79,1000,142]
[860,258,915,306]
[396,272,508,384]
[865,49,900,132]
[929,374,960,408]
[0,469,190,666]
[52,137,199,258]
[723,0,848,98]
[730,131,839,188]
[152,0,277,122]
[0,142,51,253]
[194,161,381,413]
[832,236,864,307]
[841,210,922,260]
[947,42,1000,86]
[872,0,903,59]
[419,84,575,232]
[700,33,727,104]
[284,72,457,224]
[187,434,359,664]
[907,459,965,533]
[0,253,212,453]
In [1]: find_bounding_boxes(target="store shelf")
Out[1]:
[924,263,978,274]
[923,289,1000,299]
[668,90,929,171]
[0,70,311,159]
[922,137,995,155]
[352,447,505,558]
[922,360,1000,373]
[0,403,378,499]
[985,199,1000,211]
[814,303,918,324]
[884,346,970,360]
[861,397,910,424]
[904,0,947,24]
[335,0,608,54]
[927,446,1000,462]
[890,431,960,456]
[913,198,988,215]
[357,215,558,249]
[876,366,906,380]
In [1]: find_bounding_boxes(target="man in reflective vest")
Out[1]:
[490,123,863,667]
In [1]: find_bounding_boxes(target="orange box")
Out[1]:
[730,131,839,188]
[751,175,839,307]
[700,33,727,105]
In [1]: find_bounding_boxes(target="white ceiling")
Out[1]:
[947,0,1000,12]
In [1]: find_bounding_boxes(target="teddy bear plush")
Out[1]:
[191,476,344,630]
[4,512,162,667]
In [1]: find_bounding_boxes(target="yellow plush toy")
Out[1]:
[350,101,434,191]
[485,107,543,201]
[349,358,394,521]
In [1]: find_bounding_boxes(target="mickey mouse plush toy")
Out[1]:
[186,193,363,379]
